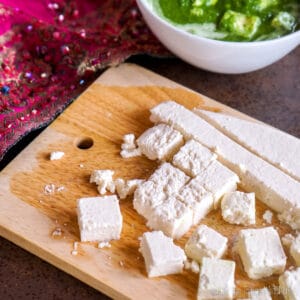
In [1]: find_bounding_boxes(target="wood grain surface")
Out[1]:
[0,63,296,299]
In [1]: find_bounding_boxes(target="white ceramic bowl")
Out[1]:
[137,0,300,74]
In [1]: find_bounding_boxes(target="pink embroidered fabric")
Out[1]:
[0,0,169,160]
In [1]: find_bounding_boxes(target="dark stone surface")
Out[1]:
[1,48,299,299]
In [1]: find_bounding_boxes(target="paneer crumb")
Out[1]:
[115,178,144,199]
[71,250,78,256]
[184,259,200,274]
[263,210,273,224]
[44,184,56,194]
[281,233,295,247]
[98,241,111,249]
[52,227,62,237]
[57,186,65,192]
[120,133,141,158]
[50,151,65,161]
[119,261,124,267]
[90,170,115,195]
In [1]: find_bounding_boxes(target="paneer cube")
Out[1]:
[221,191,256,225]
[272,12,295,31]
[237,227,286,279]
[198,258,235,299]
[77,196,122,242]
[185,225,228,262]
[192,160,239,208]
[173,139,217,177]
[279,268,300,300]
[137,124,184,160]
[220,10,261,39]
[140,231,186,277]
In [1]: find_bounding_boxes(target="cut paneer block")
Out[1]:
[198,257,235,300]
[291,234,300,267]
[192,160,239,208]
[247,287,272,300]
[90,170,115,195]
[139,231,186,277]
[178,181,213,225]
[137,124,184,160]
[279,267,300,300]
[221,191,256,225]
[133,163,189,219]
[185,224,228,263]
[146,197,193,239]
[114,178,144,199]
[77,196,122,242]
[237,227,286,279]
[194,109,300,182]
[150,101,300,229]
[173,139,217,177]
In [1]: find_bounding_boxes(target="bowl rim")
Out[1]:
[137,0,300,47]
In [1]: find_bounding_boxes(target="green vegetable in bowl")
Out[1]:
[154,0,300,41]
[220,10,261,39]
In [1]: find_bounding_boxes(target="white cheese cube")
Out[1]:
[173,139,217,177]
[248,288,272,300]
[122,133,136,148]
[115,178,144,199]
[279,267,300,300]
[139,231,186,277]
[146,197,193,239]
[185,224,228,263]
[90,170,115,195]
[221,191,256,225]
[291,234,300,267]
[77,196,122,242]
[178,181,213,225]
[137,124,184,160]
[237,227,286,279]
[50,151,65,160]
[193,160,239,208]
[133,163,189,218]
[198,257,235,300]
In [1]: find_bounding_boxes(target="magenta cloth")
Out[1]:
[0,0,169,161]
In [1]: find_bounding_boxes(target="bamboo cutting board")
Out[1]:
[0,63,294,299]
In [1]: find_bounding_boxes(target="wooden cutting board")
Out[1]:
[0,63,294,300]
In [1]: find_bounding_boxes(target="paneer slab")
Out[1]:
[150,101,300,229]
[173,139,217,177]
[198,257,235,300]
[237,227,286,279]
[195,109,300,182]
[185,224,228,263]
[137,124,184,160]
[77,196,122,242]
[139,231,186,277]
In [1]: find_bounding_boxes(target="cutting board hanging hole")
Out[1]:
[75,137,94,150]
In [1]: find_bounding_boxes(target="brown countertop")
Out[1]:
[1,48,300,299]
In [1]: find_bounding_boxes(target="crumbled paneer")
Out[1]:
[90,170,115,195]
[262,210,273,224]
[50,151,65,161]
[115,178,144,199]
[120,133,141,158]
